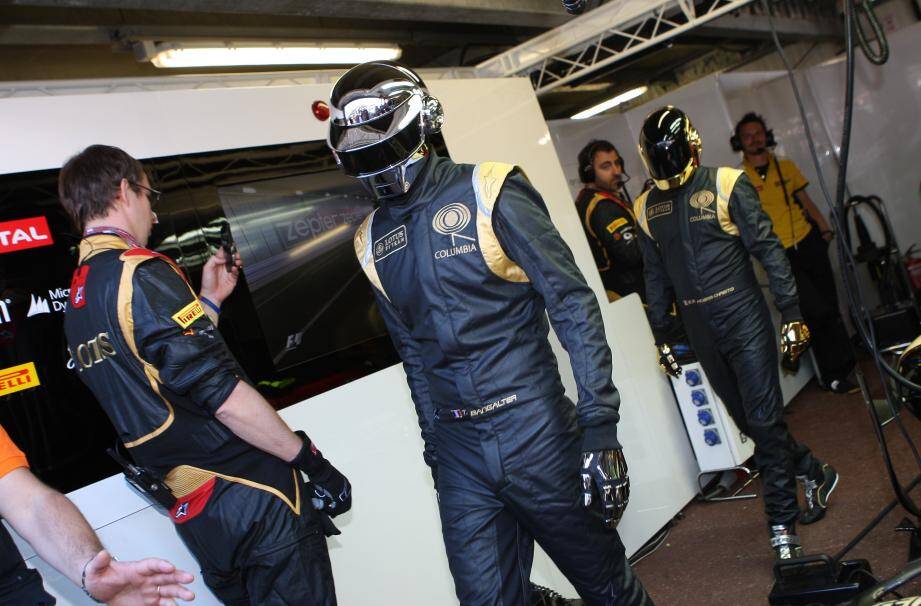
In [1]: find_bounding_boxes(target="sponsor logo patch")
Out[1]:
[606,217,628,234]
[172,300,205,329]
[70,266,90,309]
[0,362,41,397]
[689,190,717,223]
[0,216,54,254]
[373,225,407,261]
[646,201,673,220]
[432,202,477,260]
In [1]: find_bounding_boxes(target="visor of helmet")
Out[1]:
[328,93,425,178]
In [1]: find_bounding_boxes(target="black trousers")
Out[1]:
[0,524,55,605]
[786,228,855,383]
[436,397,652,606]
[176,478,336,606]
[683,291,820,527]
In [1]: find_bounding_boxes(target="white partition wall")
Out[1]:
[1,76,699,604]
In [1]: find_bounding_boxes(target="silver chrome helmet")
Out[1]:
[327,61,444,199]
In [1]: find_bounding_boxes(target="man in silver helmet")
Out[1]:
[328,61,652,605]
[634,106,837,560]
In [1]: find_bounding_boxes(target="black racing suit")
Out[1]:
[574,188,646,303]
[354,153,651,605]
[635,167,821,529]
[63,234,335,606]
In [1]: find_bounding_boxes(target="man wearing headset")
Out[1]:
[574,140,646,303]
[636,106,838,559]
[733,112,857,394]
[328,61,651,605]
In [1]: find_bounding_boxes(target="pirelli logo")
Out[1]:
[172,300,205,329]
[606,217,628,234]
[0,362,41,397]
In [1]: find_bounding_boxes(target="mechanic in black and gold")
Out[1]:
[58,144,350,606]
[574,140,645,303]
[634,107,837,560]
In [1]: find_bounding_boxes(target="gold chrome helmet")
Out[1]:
[638,106,702,190]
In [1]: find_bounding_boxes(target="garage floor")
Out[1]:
[633,362,921,605]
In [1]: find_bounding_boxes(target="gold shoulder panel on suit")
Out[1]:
[116,254,176,448]
[473,162,529,283]
[353,210,390,302]
[583,193,605,240]
[634,190,652,238]
[716,167,743,236]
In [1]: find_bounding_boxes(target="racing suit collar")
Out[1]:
[78,233,132,263]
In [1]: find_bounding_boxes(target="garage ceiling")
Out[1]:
[0,0,843,119]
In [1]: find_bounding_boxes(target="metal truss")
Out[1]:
[473,0,756,95]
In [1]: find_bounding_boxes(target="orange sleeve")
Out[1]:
[0,424,29,479]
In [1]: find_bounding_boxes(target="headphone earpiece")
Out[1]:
[730,134,743,152]
[421,95,444,135]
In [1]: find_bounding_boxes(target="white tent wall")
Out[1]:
[1,76,698,604]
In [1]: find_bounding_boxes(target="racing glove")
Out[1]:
[657,343,682,378]
[291,431,352,518]
[780,321,811,373]
[581,448,630,529]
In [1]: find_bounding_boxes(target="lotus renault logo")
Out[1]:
[432,203,471,236]
[689,190,715,209]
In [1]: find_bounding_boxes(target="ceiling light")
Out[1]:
[149,43,402,68]
[570,86,649,120]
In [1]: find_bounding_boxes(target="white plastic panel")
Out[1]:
[1,76,698,604]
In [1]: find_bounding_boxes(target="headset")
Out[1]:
[730,112,776,152]
[578,139,625,183]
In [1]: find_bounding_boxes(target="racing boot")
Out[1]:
[530,583,583,605]
[798,463,839,525]
[770,524,805,560]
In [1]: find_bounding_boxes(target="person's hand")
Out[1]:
[780,321,811,373]
[83,550,195,606]
[291,431,352,517]
[821,230,835,242]
[581,449,629,529]
[657,343,682,378]
[199,247,242,307]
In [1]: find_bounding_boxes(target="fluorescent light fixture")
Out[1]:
[150,43,402,68]
[570,86,648,120]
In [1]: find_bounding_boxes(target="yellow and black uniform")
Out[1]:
[63,233,336,606]
[742,152,811,249]
[744,154,856,386]
[574,188,645,303]
[0,425,56,605]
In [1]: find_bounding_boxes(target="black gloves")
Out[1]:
[657,343,682,378]
[291,431,352,518]
[581,448,630,529]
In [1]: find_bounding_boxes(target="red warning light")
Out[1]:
[312,101,330,121]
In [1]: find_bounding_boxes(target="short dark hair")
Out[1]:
[734,112,768,140]
[577,139,621,183]
[58,144,147,230]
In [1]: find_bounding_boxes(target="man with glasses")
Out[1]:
[59,144,350,605]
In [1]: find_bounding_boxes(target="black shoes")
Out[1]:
[828,377,859,394]
[770,524,805,560]
[798,463,839,525]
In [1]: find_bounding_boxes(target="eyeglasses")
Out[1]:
[129,181,162,206]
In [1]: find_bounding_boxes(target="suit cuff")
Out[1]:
[780,304,804,324]
[581,422,622,452]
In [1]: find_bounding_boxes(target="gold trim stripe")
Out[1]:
[716,167,744,237]
[633,190,652,238]
[473,162,529,283]
[165,465,301,515]
[118,254,175,448]
[353,210,390,302]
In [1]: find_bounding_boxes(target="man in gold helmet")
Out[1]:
[634,106,837,560]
